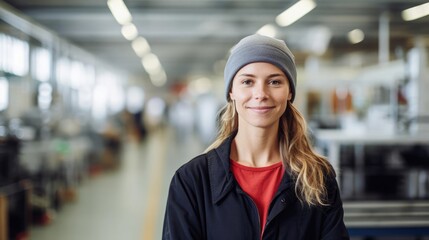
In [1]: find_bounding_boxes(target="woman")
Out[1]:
[162,34,349,240]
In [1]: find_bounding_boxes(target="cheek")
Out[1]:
[230,89,249,102]
[281,102,288,113]
[276,95,289,111]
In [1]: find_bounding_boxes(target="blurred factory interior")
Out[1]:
[1,0,429,239]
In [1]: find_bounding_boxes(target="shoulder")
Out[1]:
[174,151,211,181]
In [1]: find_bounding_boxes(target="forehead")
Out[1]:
[235,62,285,76]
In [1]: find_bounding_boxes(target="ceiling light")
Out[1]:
[275,0,316,27]
[121,23,138,40]
[402,2,429,21]
[256,24,277,38]
[150,70,167,87]
[132,37,151,57]
[107,0,132,25]
[347,29,365,44]
[142,53,162,75]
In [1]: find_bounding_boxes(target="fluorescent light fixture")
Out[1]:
[107,0,132,25]
[256,24,277,38]
[150,70,167,87]
[402,2,429,21]
[32,47,51,82]
[0,77,8,111]
[132,37,151,57]
[142,53,162,75]
[121,23,138,40]
[347,29,365,44]
[2,34,30,77]
[276,0,316,27]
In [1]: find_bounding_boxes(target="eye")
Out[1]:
[269,79,282,85]
[241,79,253,85]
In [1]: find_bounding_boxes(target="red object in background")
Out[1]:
[170,81,187,96]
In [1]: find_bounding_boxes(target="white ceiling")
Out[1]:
[3,0,429,88]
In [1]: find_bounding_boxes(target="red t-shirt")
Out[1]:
[230,160,284,236]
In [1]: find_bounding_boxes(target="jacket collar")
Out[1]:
[207,133,236,204]
[207,133,296,204]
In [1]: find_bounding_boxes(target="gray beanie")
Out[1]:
[224,34,297,102]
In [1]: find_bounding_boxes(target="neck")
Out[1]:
[231,124,281,167]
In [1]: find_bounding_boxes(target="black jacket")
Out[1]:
[162,135,350,240]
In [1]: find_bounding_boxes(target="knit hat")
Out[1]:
[224,34,297,102]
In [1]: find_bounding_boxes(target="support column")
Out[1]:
[379,12,390,64]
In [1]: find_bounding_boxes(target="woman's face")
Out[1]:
[229,62,292,130]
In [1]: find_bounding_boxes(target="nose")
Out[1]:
[253,82,268,100]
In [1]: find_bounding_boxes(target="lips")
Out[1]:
[247,106,275,113]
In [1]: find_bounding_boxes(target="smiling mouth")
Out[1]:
[247,106,275,113]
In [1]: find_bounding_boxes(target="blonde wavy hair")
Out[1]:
[206,101,333,206]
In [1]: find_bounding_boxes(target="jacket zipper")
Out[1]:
[240,192,261,240]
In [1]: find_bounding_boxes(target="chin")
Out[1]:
[245,120,279,129]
